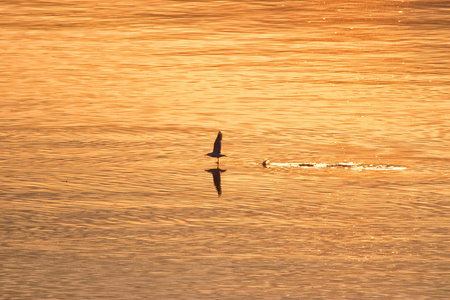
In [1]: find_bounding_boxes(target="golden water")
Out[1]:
[1,1,448,298]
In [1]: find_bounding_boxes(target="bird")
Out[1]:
[206,131,226,164]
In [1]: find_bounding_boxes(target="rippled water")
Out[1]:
[1,0,449,298]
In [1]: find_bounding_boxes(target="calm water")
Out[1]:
[1,0,449,298]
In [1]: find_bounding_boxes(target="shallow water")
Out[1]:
[1,0,449,298]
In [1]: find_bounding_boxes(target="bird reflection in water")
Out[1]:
[205,167,226,197]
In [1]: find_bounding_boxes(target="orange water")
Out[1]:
[1,1,448,298]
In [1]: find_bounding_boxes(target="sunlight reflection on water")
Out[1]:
[0,0,449,298]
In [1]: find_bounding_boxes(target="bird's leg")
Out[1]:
[216,157,219,164]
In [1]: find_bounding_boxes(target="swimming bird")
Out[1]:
[206,131,226,164]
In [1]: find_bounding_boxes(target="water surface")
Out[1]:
[0,0,449,298]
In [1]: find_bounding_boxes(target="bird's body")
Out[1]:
[206,131,226,163]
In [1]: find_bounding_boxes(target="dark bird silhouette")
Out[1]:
[206,131,226,164]
[205,167,226,196]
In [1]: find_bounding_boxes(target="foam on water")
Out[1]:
[262,160,407,170]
